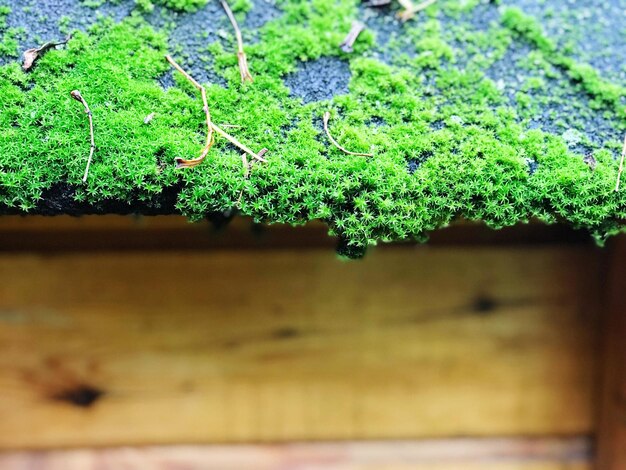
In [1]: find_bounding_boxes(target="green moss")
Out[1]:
[135,0,156,12]
[0,6,11,30]
[80,0,107,8]
[411,20,455,69]
[502,7,626,117]
[0,7,20,57]
[153,0,208,12]
[0,28,23,58]
[58,15,72,35]
[82,0,209,12]
[1,1,626,256]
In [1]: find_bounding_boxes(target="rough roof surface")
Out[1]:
[0,0,625,256]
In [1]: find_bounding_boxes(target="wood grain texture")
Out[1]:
[0,246,601,448]
[598,238,626,470]
[0,438,591,470]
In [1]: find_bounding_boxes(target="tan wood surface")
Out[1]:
[0,438,591,469]
[0,246,601,448]
[598,238,626,470]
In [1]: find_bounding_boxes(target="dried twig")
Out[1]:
[615,134,626,191]
[237,148,268,207]
[363,0,392,7]
[70,90,95,182]
[220,0,253,83]
[143,112,155,125]
[242,153,250,179]
[166,54,214,168]
[340,21,366,53]
[23,35,71,71]
[244,148,267,178]
[166,55,266,166]
[397,0,437,22]
[212,123,267,162]
[323,112,373,157]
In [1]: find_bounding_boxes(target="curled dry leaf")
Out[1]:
[22,35,72,71]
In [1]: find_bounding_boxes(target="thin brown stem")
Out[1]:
[212,123,267,162]
[236,148,268,207]
[323,112,373,157]
[242,153,250,179]
[363,0,392,6]
[166,54,214,169]
[615,134,626,191]
[220,0,253,83]
[70,90,95,182]
[397,0,437,22]
[143,112,155,124]
[166,55,266,166]
[243,148,268,178]
[340,21,366,53]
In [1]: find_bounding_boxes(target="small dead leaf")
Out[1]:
[22,35,72,72]
[583,152,596,170]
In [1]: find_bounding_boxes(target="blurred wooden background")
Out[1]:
[0,216,623,469]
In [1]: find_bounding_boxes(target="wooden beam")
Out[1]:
[0,215,590,252]
[0,438,592,469]
[597,237,626,470]
[0,246,601,448]
[0,216,336,252]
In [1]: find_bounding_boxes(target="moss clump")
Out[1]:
[0,6,23,58]
[0,6,10,29]
[1,1,625,256]
[0,18,183,210]
[89,0,251,13]
[80,0,210,12]
[142,0,208,12]
[501,7,626,117]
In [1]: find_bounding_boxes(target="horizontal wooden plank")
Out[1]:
[0,215,336,251]
[0,438,592,470]
[0,215,591,252]
[0,246,601,448]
